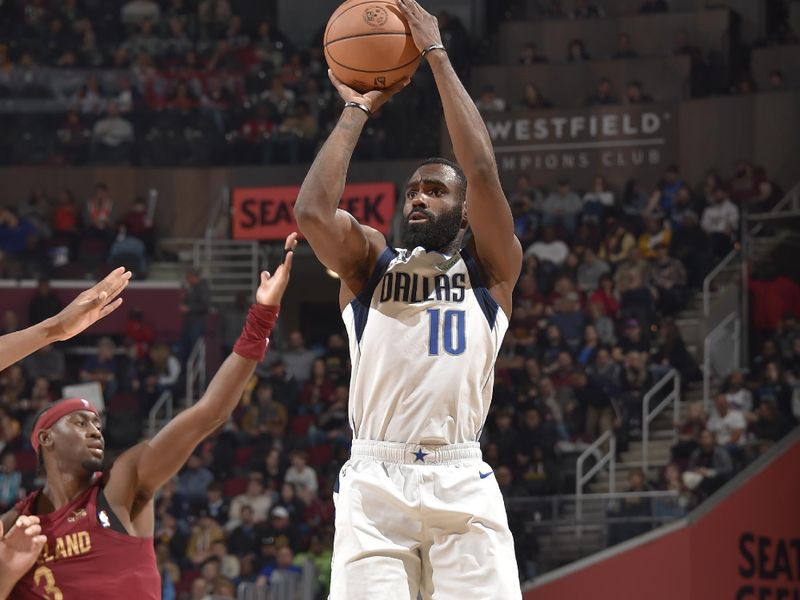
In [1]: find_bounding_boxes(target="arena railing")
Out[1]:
[703,311,741,411]
[147,390,173,438]
[575,429,616,536]
[236,559,318,600]
[185,338,207,408]
[641,369,681,474]
[505,491,683,578]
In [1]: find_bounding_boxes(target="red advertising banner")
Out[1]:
[231,182,396,241]
[524,435,800,600]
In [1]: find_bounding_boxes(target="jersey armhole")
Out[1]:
[460,247,500,330]
[96,487,130,535]
[349,246,398,343]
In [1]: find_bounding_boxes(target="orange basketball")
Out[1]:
[324,0,421,93]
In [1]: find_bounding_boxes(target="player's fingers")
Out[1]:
[281,249,294,273]
[101,270,132,305]
[284,232,298,252]
[24,523,42,537]
[396,0,411,17]
[98,297,123,319]
[33,535,47,547]
[261,271,272,284]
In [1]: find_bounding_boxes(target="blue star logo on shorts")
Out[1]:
[412,449,428,463]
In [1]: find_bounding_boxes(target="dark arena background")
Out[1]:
[0,0,799,598]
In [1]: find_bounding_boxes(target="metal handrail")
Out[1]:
[702,248,739,317]
[641,369,681,474]
[147,390,173,438]
[575,430,616,536]
[703,311,741,409]
[185,338,207,407]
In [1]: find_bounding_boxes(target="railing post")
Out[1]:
[609,436,616,493]
[673,372,681,446]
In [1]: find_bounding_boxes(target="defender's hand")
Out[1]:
[397,0,444,53]
[328,69,410,114]
[0,516,47,580]
[256,233,298,306]
[50,267,132,341]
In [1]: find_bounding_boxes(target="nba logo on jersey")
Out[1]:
[81,399,90,408]
[98,510,111,528]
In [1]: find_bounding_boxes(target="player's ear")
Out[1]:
[461,200,468,229]
[38,429,53,451]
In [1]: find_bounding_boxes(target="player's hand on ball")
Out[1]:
[255,232,297,307]
[396,0,444,52]
[0,516,47,578]
[329,69,410,114]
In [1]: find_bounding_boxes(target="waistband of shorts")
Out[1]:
[349,440,482,465]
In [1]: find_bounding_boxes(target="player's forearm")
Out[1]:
[0,319,59,371]
[294,108,367,224]
[194,352,258,427]
[427,51,497,175]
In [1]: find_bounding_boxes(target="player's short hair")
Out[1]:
[416,157,467,202]
[31,404,53,474]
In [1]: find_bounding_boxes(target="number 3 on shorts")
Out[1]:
[427,309,466,356]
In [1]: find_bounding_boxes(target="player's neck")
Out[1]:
[41,470,94,513]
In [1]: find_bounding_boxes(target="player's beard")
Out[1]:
[401,205,464,253]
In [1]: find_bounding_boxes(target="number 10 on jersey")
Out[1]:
[427,309,466,356]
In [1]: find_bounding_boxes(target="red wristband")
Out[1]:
[233,304,279,362]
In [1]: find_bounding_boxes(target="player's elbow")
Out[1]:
[293,201,326,231]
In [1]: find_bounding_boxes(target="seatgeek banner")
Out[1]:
[231,182,396,241]
[525,434,800,600]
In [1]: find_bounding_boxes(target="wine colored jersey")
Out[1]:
[10,476,160,599]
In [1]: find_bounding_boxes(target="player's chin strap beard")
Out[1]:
[401,207,464,253]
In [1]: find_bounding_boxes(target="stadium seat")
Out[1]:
[14,450,37,472]
[289,415,315,437]
[234,446,254,467]
[307,444,333,468]
[222,477,248,498]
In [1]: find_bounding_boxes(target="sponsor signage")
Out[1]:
[232,182,396,241]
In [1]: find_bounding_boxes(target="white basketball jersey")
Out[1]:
[341,246,509,445]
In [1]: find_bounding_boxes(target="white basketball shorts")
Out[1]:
[329,440,522,600]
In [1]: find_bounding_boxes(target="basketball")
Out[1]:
[324,0,421,93]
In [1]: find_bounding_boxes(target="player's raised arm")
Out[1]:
[398,0,522,294]
[0,267,131,372]
[293,72,407,292]
[110,235,296,505]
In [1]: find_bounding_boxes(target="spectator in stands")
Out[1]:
[653,462,692,518]
[83,183,115,242]
[519,42,548,64]
[524,225,569,268]
[122,0,161,24]
[651,244,687,315]
[588,302,617,347]
[180,267,211,359]
[567,38,590,62]
[670,210,711,288]
[27,279,62,325]
[229,472,272,526]
[707,393,747,456]
[570,0,604,18]
[638,216,671,258]
[582,175,615,223]
[652,319,700,381]
[639,0,669,13]
[620,351,653,433]
[673,31,702,61]
[550,292,585,350]
[669,184,698,229]
[91,101,135,164]
[756,361,794,426]
[722,370,754,417]
[475,84,507,113]
[259,505,302,552]
[0,452,21,512]
[79,336,119,398]
[266,101,319,164]
[109,223,147,278]
[284,450,318,497]
[728,159,758,205]
[685,429,733,498]
[282,331,317,384]
[187,511,225,567]
[750,399,791,449]
[541,180,583,232]
[256,544,302,587]
[2,309,19,336]
[577,249,610,293]
[228,504,259,557]
[204,481,230,526]
[0,207,37,277]
[519,83,553,110]
[22,343,66,384]
[122,196,155,255]
[533,0,567,18]
[586,78,619,106]
[613,33,639,59]
[672,401,706,462]
[147,342,182,394]
[701,186,739,260]
[625,81,654,104]
[767,69,785,91]
[574,367,615,441]
[608,468,652,545]
[178,453,215,507]
[56,111,92,165]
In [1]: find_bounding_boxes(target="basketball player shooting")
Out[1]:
[0,234,296,599]
[294,1,523,597]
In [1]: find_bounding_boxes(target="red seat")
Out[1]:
[234,446,254,466]
[289,415,315,437]
[222,477,248,498]
[307,444,332,468]
[175,569,200,595]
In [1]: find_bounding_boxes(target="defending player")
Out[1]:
[293,1,523,597]
[1,234,296,599]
